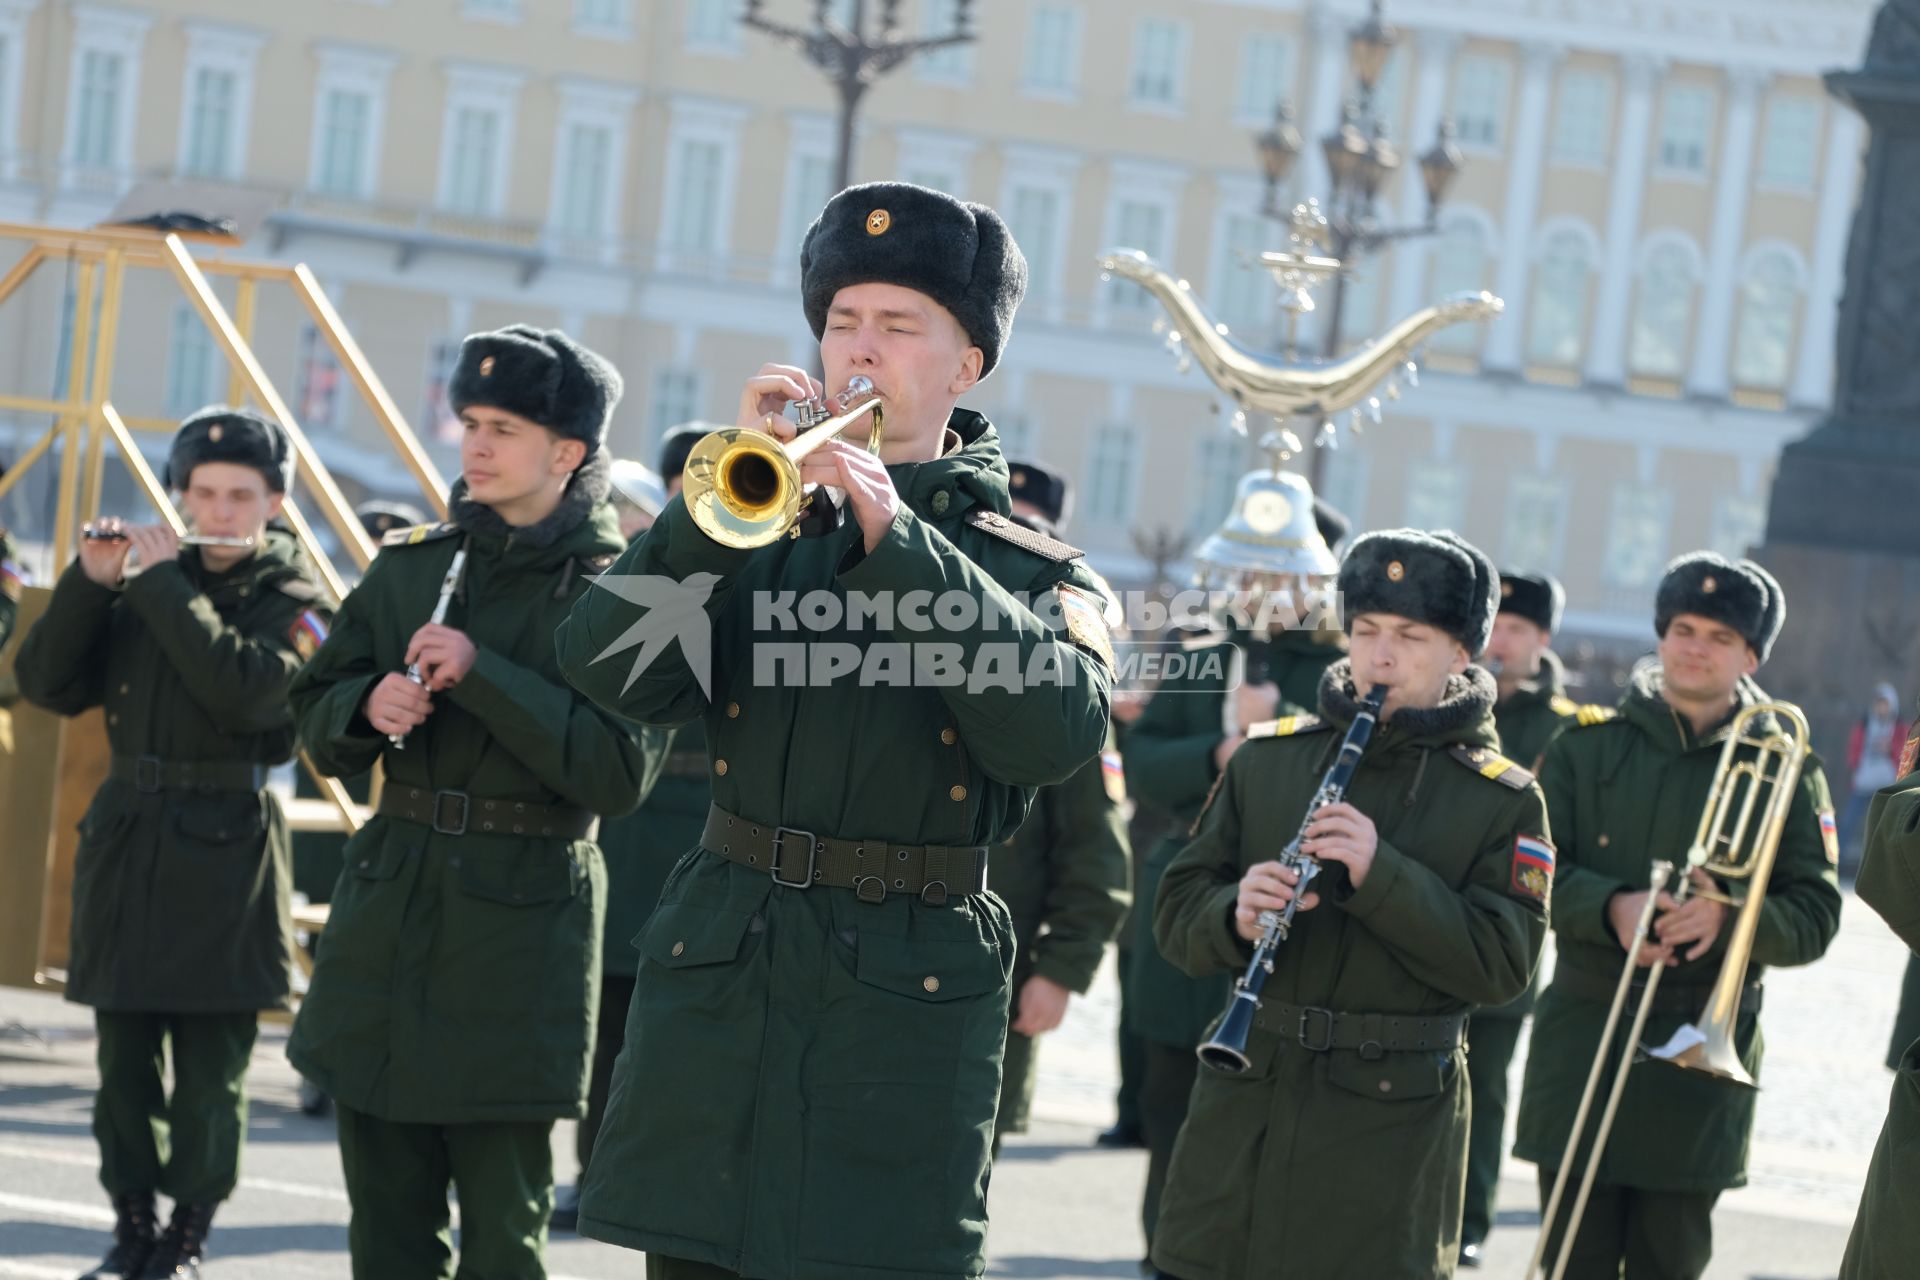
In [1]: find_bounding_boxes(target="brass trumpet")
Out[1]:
[1525,700,1811,1280]
[682,377,883,549]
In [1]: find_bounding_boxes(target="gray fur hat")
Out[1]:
[1337,528,1499,656]
[165,406,292,493]
[1497,570,1565,634]
[800,181,1027,377]
[1654,552,1785,663]
[447,325,622,449]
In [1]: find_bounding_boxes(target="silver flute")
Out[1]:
[389,548,468,750]
[84,526,256,548]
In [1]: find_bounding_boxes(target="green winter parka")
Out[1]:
[1514,667,1842,1191]
[14,533,326,1012]
[286,456,661,1124]
[554,410,1113,1280]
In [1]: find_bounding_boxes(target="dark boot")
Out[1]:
[138,1202,215,1280]
[79,1191,158,1279]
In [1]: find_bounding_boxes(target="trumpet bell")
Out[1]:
[683,428,807,549]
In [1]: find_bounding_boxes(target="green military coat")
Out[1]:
[995,733,1132,1133]
[555,411,1113,1280]
[1842,766,1920,1279]
[1125,626,1345,1052]
[1514,668,1843,1191]
[1151,663,1549,1280]
[287,469,659,1125]
[598,717,708,977]
[14,535,325,1012]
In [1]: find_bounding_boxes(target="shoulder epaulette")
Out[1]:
[1447,743,1536,790]
[379,521,460,549]
[1569,703,1620,727]
[1247,714,1329,740]
[964,509,1083,562]
[273,576,325,603]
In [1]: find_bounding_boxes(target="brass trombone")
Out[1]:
[1525,700,1811,1280]
[682,376,884,549]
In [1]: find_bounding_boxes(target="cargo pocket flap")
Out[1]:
[174,795,265,844]
[854,933,1005,1003]
[347,839,410,882]
[1325,1047,1453,1102]
[456,851,579,906]
[642,900,753,968]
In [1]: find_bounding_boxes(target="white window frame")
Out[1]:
[1083,422,1141,530]
[165,301,216,419]
[1127,16,1189,114]
[1450,54,1510,154]
[176,24,266,181]
[1757,95,1819,193]
[1655,83,1715,179]
[435,63,525,219]
[1098,159,1184,330]
[61,6,152,194]
[0,3,37,183]
[649,365,703,441]
[893,127,976,200]
[1731,244,1807,392]
[1628,233,1703,379]
[684,0,743,55]
[1207,177,1274,341]
[1022,4,1083,102]
[1234,31,1294,127]
[460,0,522,25]
[1502,472,1570,575]
[774,115,835,284]
[1188,433,1249,538]
[1000,144,1079,324]
[655,97,748,274]
[572,0,632,40]
[546,79,637,259]
[1526,220,1600,368]
[1550,68,1613,169]
[308,44,399,201]
[1601,484,1672,592]
[913,0,974,87]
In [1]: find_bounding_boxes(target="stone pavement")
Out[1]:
[0,887,1901,1279]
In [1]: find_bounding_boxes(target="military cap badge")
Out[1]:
[866,208,891,235]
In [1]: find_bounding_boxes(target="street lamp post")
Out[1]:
[742,0,977,193]
[1253,1,1465,487]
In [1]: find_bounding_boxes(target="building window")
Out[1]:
[1406,462,1464,532]
[916,0,972,82]
[1732,251,1802,390]
[1212,210,1274,337]
[462,0,521,20]
[1527,229,1593,367]
[424,339,463,445]
[1189,435,1246,537]
[1551,69,1612,167]
[1235,33,1293,124]
[1503,473,1567,574]
[1710,493,1767,559]
[165,304,215,419]
[1759,97,1819,190]
[685,0,741,52]
[994,412,1034,462]
[575,0,629,34]
[1428,218,1490,355]
[1319,447,1369,536]
[442,105,503,215]
[313,88,371,198]
[650,367,701,439]
[1629,243,1695,379]
[297,327,344,433]
[1369,49,1409,133]
[1657,85,1714,175]
[1006,183,1063,303]
[182,67,238,177]
[1451,56,1509,149]
[554,120,615,242]
[1107,198,1169,315]
[1602,485,1670,590]
[780,151,834,257]
[1339,261,1387,348]
[72,49,125,169]
[1128,18,1187,109]
[1024,5,1082,96]
[1084,424,1139,527]
[665,136,726,256]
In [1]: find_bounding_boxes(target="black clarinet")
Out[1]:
[1197,684,1389,1073]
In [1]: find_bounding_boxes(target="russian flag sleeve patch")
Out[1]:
[1510,835,1555,905]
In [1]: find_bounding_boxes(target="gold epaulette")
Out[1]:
[378,522,460,549]
[1550,695,1617,726]
[1246,714,1328,740]
[1447,744,1535,790]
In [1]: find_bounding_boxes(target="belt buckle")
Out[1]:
[1298,1005,1335,1052]
[770,826,818,889]
[432,790,471,836]
[133,755,163,794]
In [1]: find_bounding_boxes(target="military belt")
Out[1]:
[662,750,709,779]
[1551,963,1763,1016]
[1250,1000,1468,1057]
[110,755,268,794]
[701,804,988,906]
[377,787,596,840]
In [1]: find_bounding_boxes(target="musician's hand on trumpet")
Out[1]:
[364,671,435,739]
[1237,860,1321,941]
[1299,801,1380,888]
[1653,867,1730,962]
[738,363,823,437]
[797,438,899,554]
[405,622,478,691]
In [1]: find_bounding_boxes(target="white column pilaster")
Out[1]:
[1481,42,1564,374]
[1790,105,1864,408]
[1584,55,1665,386]
[1387,27,1461,321]
[1687,65,1769,398]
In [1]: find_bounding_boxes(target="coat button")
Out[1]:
[1598,834,1610,847]
[715,759,729,776]
[923,976,940,993]
[107,713,118,725]
[727,702,740,718]
[931,490,950,515]
[940,728,957,746]
[672,941,686,957]
[1378,1080,1393,1093]
[949,785,966,802]
[118,683,129,695]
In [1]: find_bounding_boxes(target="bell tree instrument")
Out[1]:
[683,376,884,549]
[388,547,469,751]
[1096,247,1500,453]
[1524,700,1812,1280]
[1198,683,1389,1074]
